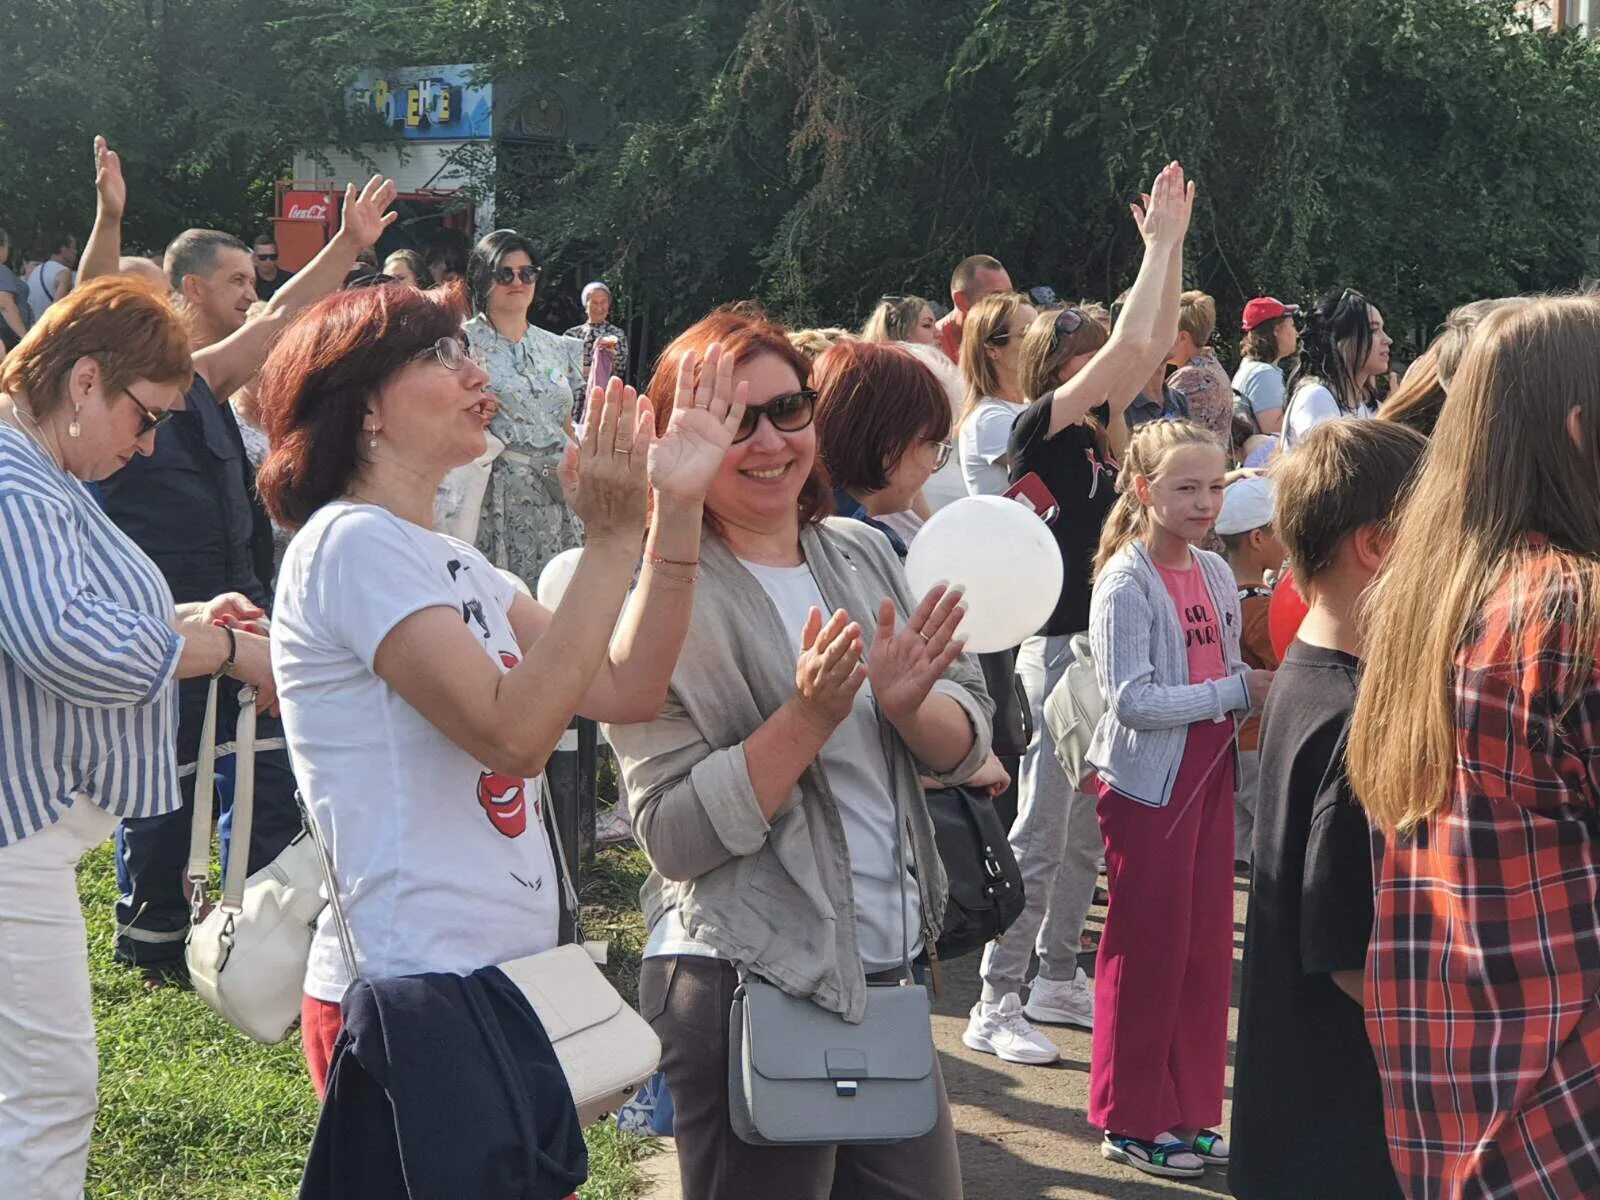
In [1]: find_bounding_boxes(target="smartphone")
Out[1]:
[1004,472,1059,524]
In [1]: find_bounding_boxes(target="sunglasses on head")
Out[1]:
[732,389,817,444]
[493,264,541,286]
[1052,307,1087,340]
[410,334,474,371]
[124,388,174,437]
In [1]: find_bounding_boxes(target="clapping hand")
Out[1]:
[558,376,653,544]
[792,607,867,736]
[337,175,399,249]
[93,135,126,221]
[1131,161,1195,250]
[648,343,749,504]
[867,584,968,726]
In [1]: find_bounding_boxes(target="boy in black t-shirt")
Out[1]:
[1230,420,1426,1200]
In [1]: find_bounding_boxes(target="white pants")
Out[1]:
[0,802,118,1200]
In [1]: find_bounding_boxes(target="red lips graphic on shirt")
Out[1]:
[477,650,529,838]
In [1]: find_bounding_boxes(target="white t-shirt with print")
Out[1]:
[272,502,560,1002]
[959,397,1024,497]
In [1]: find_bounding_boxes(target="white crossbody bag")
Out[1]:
[310,773,660,1126]
[185,679,328,1044]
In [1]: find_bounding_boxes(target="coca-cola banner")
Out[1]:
[280,191,334,225]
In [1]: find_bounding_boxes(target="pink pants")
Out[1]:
[1089,718,1236,1139]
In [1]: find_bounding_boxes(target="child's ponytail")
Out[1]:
[1093,419,1222,578]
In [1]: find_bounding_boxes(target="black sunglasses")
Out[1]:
[124,388,174,437]
[733,389,817,444]
[255,252,278,262]
[1051,307,1086,341]
[493,264,542,286]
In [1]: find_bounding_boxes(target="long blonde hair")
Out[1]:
[957,292,1030,427]
[1093,420,1223,576]
[1350,295,1600,835]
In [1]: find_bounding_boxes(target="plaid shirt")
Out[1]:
[1367,552,1600,1199]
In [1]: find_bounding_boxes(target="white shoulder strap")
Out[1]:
[185,679,259,917]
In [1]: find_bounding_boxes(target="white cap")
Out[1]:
[1215,476,1275,536]
[580,280,611,303]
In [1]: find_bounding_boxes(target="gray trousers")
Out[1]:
[979,634,1105,998]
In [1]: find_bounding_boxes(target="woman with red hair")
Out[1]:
[254,283,744,1102]
[604,307,995,1198]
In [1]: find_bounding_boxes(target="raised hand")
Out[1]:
[648,343,749,504]
[93,135,126,221]
[792,607,867,735]
[559,375,653,544]
[338,175,399,249]
[1131,161,1196,250]
[867,584,968,726]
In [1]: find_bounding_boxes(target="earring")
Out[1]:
[67,404,81,439]
[367,426,379,450]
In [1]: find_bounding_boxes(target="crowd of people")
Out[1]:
[3,133,1599,1200]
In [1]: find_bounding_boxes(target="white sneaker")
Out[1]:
[1024,966,1095,1029]
[962,993,1061,1065]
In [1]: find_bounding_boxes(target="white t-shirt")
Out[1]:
[959,397,1024,497]
[899,342,966,513]
[1232,359,1286,422]
[1281,380,1374,451]
[272,502,560,1002]
[643,558,924,971]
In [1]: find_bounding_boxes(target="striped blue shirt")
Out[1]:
[0,421,182,846]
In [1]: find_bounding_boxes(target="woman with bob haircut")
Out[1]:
[0,277,276,1196]
[811,338,951,555]
[255,282,746,1098]
[604,305,995,1199]
[1351,295,1600,1199]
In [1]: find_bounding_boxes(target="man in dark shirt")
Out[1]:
[1231,419,1426,1198]
[81,157,399,980]
[252,234,293,301]
[1124,361,1189,428]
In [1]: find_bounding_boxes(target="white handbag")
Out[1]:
[312,775,661,1126]
[185,679,327,1044]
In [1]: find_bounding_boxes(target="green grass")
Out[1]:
[78,816,656,1199]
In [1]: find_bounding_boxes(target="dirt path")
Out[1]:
[640,876,1249,1199]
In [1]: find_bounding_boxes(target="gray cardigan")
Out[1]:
[1086,540,1251,808]
[602,518,994,1021]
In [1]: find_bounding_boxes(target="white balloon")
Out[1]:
[903,495,1063,653]
[536,547,586,609]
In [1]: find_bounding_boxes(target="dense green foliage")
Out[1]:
[5,0,1600,346]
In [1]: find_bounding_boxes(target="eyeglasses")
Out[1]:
[493,264,542,286]
[929,439,953,470]
[732,389,817,444]
[124,388,174,437]
[987,325,1026,346]
[254,253,278,262]
[410,335,473,371]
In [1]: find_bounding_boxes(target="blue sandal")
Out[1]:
[1101,1132,1205,1179]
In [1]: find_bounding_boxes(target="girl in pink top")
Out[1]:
[1086,420,1274,1180]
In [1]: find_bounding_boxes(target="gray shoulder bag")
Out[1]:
[727,725,938,1146]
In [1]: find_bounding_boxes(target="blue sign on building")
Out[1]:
[348,65,492,141]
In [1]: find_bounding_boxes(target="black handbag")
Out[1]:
[979,649,1033,759]
[927,785,1025,960]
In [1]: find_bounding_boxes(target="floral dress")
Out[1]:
[450,315,586,589]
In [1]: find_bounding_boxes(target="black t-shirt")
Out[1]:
[1007,400,1118,636]
[1230,640,1402,1199]
[255,270,293,301]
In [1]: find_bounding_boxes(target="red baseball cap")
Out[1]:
[1242,297,1300,331]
